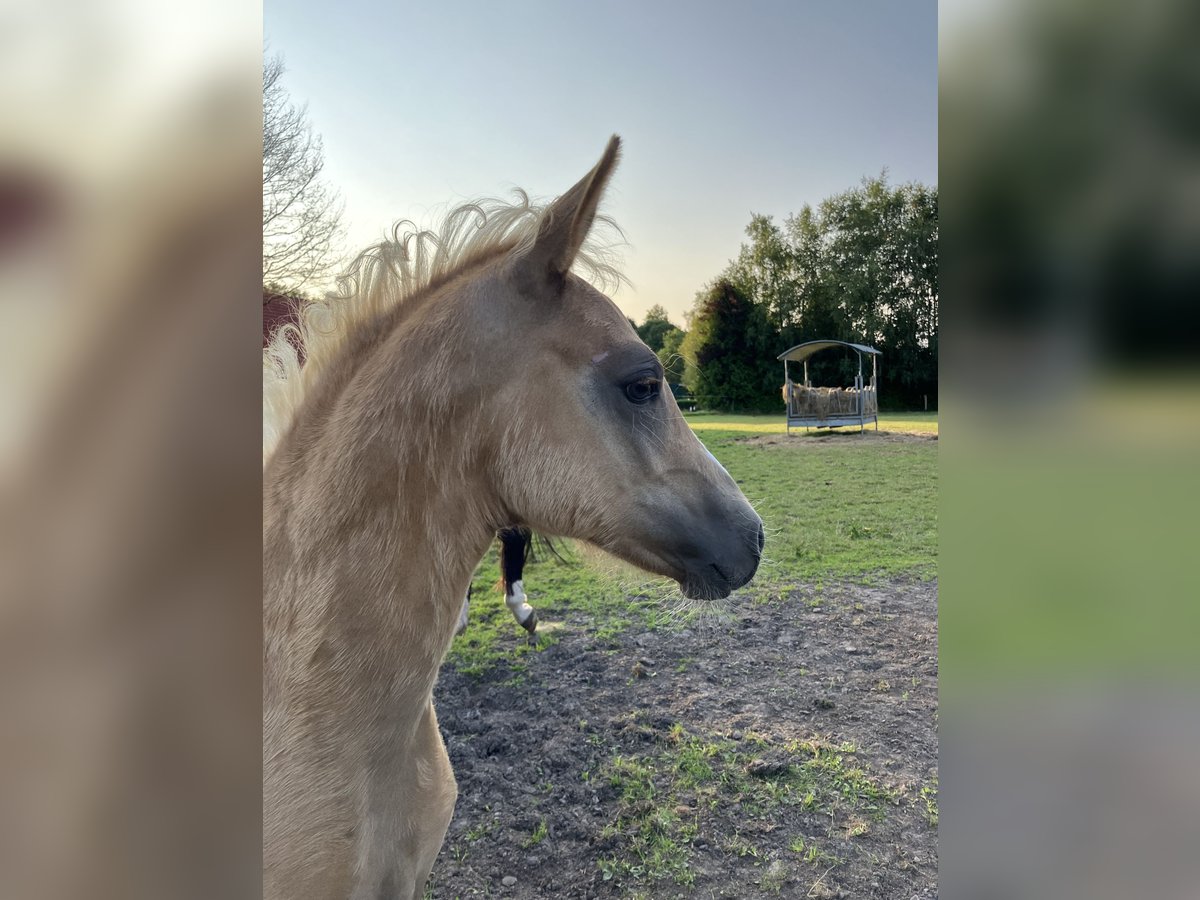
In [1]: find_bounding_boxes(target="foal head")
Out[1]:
[470,137,763,600]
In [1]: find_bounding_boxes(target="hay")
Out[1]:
[782,382,878,420]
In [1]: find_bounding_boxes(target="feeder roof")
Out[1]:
[777,340,881,362]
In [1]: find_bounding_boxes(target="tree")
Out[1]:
[685,280,780,412]
[794,176,938,406]
[726,214,798,333]
[263,55,344,290]
[711,176,938,409]
[656,326,687,384]
[635,304,675,353]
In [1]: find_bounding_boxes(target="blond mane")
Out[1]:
[263,190,625,462]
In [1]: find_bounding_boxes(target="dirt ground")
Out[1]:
[431,579,938,899]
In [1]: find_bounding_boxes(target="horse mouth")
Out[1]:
[604,540,747,602]
[679,564,737,601]
[680,581,732,601]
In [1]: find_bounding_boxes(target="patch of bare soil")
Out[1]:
[431,579,938,899]
[738,432,937,448]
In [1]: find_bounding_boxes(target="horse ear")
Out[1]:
[517,135,621,291]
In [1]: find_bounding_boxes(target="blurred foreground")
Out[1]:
[0,3,261,898]
[942,0,1200,897]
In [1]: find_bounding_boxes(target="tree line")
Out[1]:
[259,62,938,412]
[635,176,937,412]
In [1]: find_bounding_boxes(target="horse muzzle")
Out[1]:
[676,518,764,601]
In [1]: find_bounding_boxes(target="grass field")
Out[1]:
[449,411,938,675]
[437,411,939,898]
[685,410,939,435]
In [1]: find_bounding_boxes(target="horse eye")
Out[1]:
[625,379,660,404]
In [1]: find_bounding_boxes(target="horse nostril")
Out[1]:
[756,523,765,556]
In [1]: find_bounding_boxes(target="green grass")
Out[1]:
[447,412,938,676]
[522,818,549,849]
[595,721,897,890]
[699,424,937,585]
[919,776,939,828]
[789,836,844,868]
[684,410,939,435]
[448,550,655,676]
[941,438,1200,680]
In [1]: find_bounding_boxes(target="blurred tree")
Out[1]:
[635,304,675,352]
[656,326,687,384]
[263,55,344,290]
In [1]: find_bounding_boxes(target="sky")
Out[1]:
[264,0,937,324]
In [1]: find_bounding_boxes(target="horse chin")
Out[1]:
[679,577,733,602]
[606,542,732,602]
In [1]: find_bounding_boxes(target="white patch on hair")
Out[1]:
[505,580,535,626]
[591,350,610,364]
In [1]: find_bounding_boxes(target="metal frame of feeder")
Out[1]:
[778,340,881,434]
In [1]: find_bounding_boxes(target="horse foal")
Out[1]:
[263,137,763,899]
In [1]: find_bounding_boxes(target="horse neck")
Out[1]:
[264,315,500,670]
